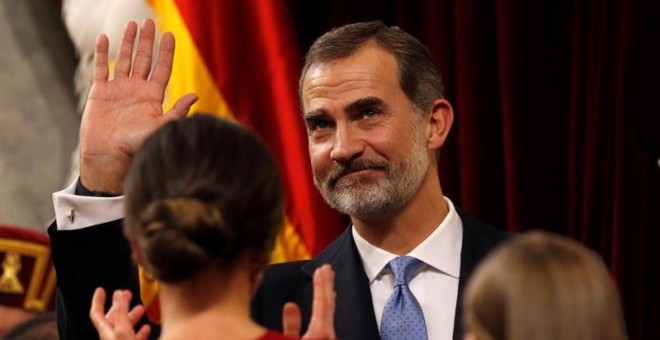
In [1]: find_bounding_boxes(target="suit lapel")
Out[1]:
[302,228,380,340]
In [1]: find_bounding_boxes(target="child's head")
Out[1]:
[464,231,627,340]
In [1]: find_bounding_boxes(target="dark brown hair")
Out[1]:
[464,231,627,340]
[123,114,284,283]
[300,21,444,112]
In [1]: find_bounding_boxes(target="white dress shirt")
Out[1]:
[352,197,463,340]
[53,180,124,230]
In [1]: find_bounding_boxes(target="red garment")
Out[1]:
[257,331,298,339]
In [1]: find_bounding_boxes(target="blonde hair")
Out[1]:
[463,231,627,340]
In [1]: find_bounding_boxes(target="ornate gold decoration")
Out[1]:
[0,252,24,294]
[0,239,55,313]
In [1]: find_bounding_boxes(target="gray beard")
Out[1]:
[314,136,430,222]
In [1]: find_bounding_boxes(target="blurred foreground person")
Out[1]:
[88,115,335,339]
[463,231,627,340]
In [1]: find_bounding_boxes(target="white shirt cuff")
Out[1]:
[53,181,125,230]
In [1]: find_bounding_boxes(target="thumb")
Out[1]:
[164,93,199,121]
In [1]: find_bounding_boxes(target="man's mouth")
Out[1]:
[328,165,387,188]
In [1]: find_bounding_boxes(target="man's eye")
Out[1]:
[314,121,329,129]
[361,109,379,118]
[307,118,333,131]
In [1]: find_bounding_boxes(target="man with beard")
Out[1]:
[49,20,508,339]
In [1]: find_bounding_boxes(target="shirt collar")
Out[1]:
[352,197,463,283]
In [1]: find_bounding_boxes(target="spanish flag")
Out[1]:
[139,0,345,321]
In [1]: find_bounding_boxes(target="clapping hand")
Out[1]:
[89,288,151,340]
[283,264,336,339]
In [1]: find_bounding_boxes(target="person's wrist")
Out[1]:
[79,152,129,195]
[75,178,119,197]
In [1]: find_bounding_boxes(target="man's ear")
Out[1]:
[426,98,454,150]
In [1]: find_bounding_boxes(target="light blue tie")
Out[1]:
[380,256,428,340]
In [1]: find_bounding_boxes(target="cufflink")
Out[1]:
[67,209,75,223]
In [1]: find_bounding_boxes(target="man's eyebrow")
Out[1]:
[303,108,328,121]
[345,96,386,113]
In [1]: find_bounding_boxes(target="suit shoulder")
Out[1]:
[459,211,510,246]
[262,260,309,284]
[457,211,510,275]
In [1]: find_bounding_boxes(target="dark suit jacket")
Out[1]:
[49,210,508,340]
[252,210,509,340]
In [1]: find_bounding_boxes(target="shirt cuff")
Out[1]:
[53,181,125,231]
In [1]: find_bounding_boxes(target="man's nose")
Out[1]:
[330,124,365,164]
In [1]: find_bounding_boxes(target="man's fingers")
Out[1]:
[93,35,110,82]
[115,21,138,78]
[131,19,156,80]
[282,302,302,337]
[164,93,199,121]
[150,31,175,88]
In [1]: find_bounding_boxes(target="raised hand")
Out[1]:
[283,264,336,339]
[89,288,151,340]
[80,19,198,194]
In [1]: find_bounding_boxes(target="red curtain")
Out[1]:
[286,0,657,338]
[171,0,345,256]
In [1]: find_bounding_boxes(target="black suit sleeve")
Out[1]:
[48,219,154,339]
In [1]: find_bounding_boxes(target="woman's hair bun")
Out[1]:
[123,115,285,284]
[136,198,237,283]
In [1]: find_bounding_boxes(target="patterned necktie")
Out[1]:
[380,256,428,340]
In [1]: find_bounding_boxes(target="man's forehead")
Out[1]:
[304,70,381,96]
[302,51,399,102]
[305,45,398,79]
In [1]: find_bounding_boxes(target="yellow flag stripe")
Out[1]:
[271,218,311,263]
[151,0,231,118]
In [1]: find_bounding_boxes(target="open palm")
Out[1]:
[79,19,197,193]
